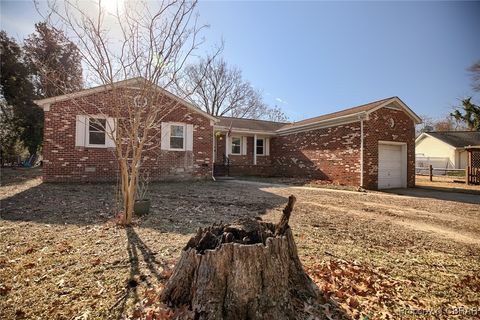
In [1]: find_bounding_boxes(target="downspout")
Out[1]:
[212,129,216,181]
[225,133,229,159]
[253,134,257,165]
[359,114,366,188]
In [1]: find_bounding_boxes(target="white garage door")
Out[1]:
[378,144,404,189]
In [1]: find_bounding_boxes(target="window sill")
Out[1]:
[86,144,110,149]
[76,145,113,149]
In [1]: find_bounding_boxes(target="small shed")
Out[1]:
[465,145,480,185]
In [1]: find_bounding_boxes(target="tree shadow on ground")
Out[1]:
[1,177,288,235]
[382,187,480,205]
[0,167,42,187]
[113,226,173,319]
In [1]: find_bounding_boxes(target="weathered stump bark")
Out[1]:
[161,195,322,319]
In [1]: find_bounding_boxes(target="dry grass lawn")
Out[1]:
[1,168,479,319]
[416,175,480,194]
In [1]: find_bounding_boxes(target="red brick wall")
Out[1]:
[271,107,415,188]
[43,91,415,187]
[214,134,273,176]
[43,88,213,182]
[363,107,416,189]
[271,124,362,185]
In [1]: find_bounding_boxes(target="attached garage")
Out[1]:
[378,142,407,189]
[263,97,421,189]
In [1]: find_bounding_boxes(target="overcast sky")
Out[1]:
[1,0,479,121]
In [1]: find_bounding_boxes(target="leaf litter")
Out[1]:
[1,169,479,319]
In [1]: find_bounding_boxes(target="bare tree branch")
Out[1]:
[177,54,288,122]
[34,0,213,224]
[468,60,480,92]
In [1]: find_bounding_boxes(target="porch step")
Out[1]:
[213,163,229,176]
[214,176,235,181]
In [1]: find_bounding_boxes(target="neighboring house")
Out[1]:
[35,78,421,189]
[415,131,480,169]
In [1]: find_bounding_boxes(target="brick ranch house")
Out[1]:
[35,78,421,189]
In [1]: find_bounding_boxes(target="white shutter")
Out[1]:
[105,117,116,148]
[186,124,193,151]
[225,135,230,156]
[161,122,170,150]
[242,136,247,155]
[75,115,87,147]
[265,138,270,156]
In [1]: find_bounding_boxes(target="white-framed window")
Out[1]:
[169,124,185,150]
[161,122,193,152]
[75,115,115,148]
[88,117,106,146]
[256,138,264,155]
[231,137,241,155]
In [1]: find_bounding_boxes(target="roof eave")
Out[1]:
[214,125,277,136]
[34,78,142,106]
[414,132,428,144]
[276,112,366,134]
[34,77,219,122]
[464,145,480,150]
[367,97,422,124]
[416,132,457,149]
[151,84,218,122]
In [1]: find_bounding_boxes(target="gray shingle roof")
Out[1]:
[279,97,395,130]
[215,97,419,133]
[216,117,289,132]
[426,131,480,147]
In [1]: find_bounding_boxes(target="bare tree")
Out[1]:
[468,60,480,92]
[416,114,434,136]
[35,0,215,224]
[263,105,288,122]
[433,117,457,132]
[178,55,288,121]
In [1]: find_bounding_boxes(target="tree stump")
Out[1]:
[161,195,323,319]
